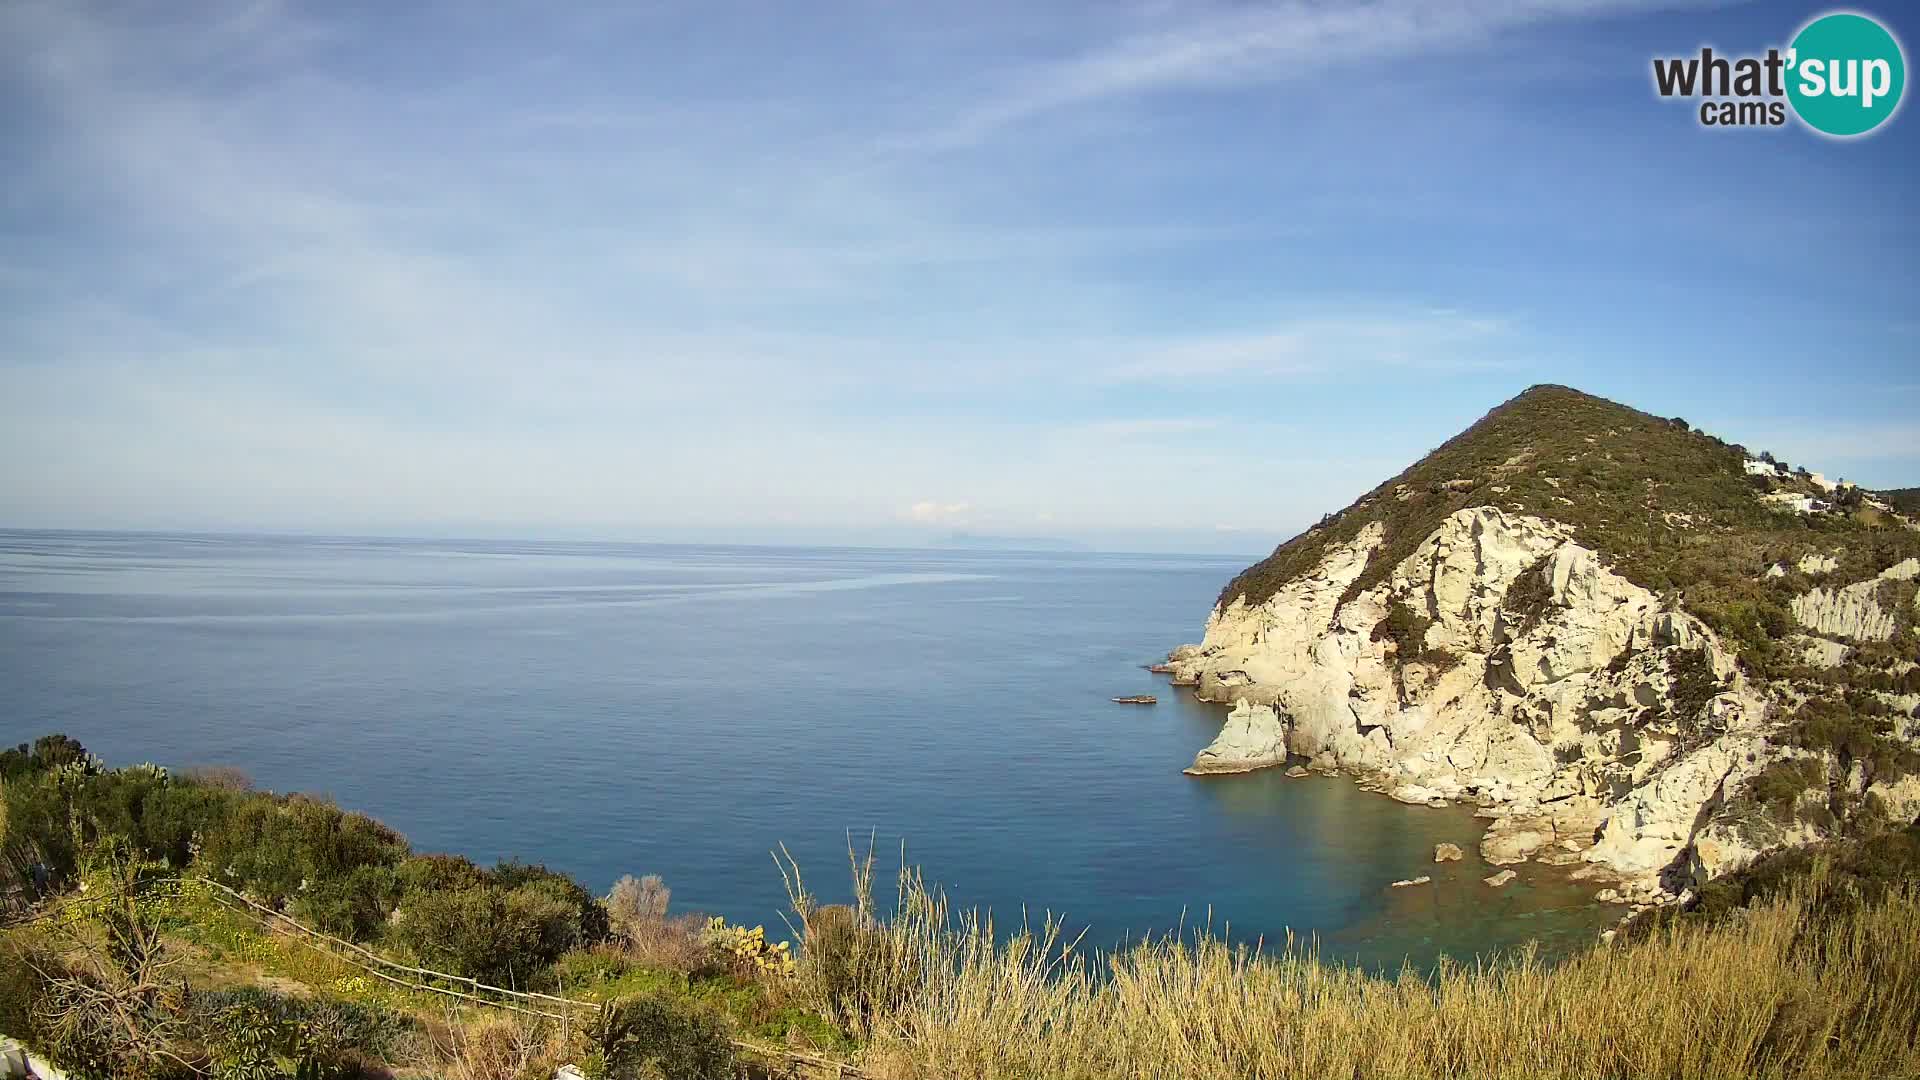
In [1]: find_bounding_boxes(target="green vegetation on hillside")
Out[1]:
[0,735,605,987]
[1218,385,1920,677]
[0,736,831,1079]
[6,735,1920,1079]
[1882,488,1920,514]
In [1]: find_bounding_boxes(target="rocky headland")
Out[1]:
[1167,386,1920,910]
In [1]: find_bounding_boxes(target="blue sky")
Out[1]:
[1,0,1915,553]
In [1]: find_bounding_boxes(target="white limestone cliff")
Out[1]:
[1790,557,1920,642]
[1166,507,1785,897]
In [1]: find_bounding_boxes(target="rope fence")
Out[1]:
[18,875,868,1077]
[192,877,593,1021]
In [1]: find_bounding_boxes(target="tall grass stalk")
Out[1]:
[782,848,1920,1080]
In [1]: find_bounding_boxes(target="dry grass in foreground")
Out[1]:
[782,848,1920,1080]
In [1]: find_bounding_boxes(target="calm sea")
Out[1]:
[0,530,1615,970]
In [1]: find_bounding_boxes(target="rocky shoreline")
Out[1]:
[1170,687,1704,927]
[1173,680,1657,908]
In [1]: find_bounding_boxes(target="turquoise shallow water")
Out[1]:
[0,529,1617,971]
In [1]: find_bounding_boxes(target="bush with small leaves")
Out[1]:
[184,988,409,1078]
[294,863,401,942]
[1501,558,1555,633]
[392,874,605,986]
[1666,648,1725,745]
[491,859,611,951]
[207,1001,288,1080]
[194,794,408,905]
[396,852,489,894]
[1370,603,1433,661]
[1747,757,1827,822]
[593,991,736,1080]
[0,734,93,778]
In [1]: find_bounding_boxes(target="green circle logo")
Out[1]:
[1787,12,1906,136]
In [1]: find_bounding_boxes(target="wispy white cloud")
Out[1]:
[5,0,1899,551]
[922,0,1690,147]
[1107,313,1513,380]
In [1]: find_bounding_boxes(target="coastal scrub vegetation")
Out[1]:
[1745,757,1829,823]
[1626,822,1920,939]
[1775,693,1920,784]
[0,737,826,1078]
[1216,385,1920,678]
[5,736,1920,1079]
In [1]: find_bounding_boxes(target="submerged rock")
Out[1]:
[1484,869,1517,887]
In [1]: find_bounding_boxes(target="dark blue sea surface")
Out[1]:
[0,530,1615,970]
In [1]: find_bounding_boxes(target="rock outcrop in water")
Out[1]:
[1184,699,1287,774]
[1165,386,1920,905]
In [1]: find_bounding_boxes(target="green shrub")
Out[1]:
[502,880,593,974]
[593,990,736,1080]
[392,885,516,982]
[194,794,408,905]
[1371,603,1438,664]
[395,852,488,895]
[3,762,236,881]
[138,781,242,867]
[0,759,423,928]
[552,943,634,986]
[1696,595,1794,677]
[0,734,92,779]
[1776,696,1920,782]
[491,859,611,949]
[293,863,401,941]
[205,1000,287,1080]
[1747,758,1827,822]
[1665,648,1724,746]
[184,988,411,1075]
[392,872,600,986]
[1502,558,1555,632]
